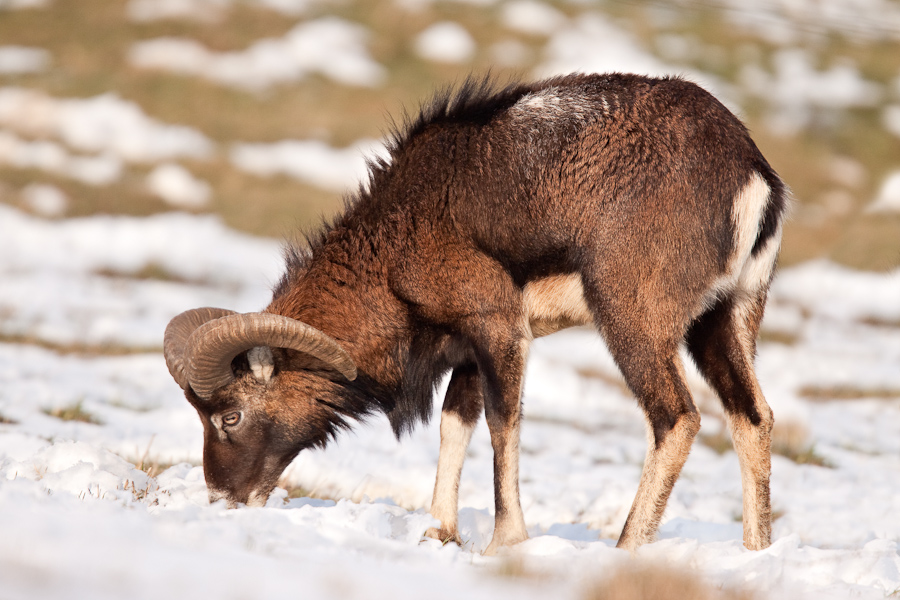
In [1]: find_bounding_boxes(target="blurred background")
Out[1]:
[1,0,899,271]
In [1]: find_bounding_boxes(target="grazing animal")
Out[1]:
[164,73,787,553]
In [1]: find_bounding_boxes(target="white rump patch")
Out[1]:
[738,222,782,293]
[247,346,274,383]
[693,172,778,319]
[716,174,775,291]
[730,173,772,275]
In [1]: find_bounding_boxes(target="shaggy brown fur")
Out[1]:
[169,73,787,552]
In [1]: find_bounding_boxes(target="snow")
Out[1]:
[0,46,50,74]
[1,202,899,599]
[0,0,48,8]
[146,163,212,209]
[229,137,386,192]
[885,104,900,138]
[740,49,882,135]
[19,183,68,218]
[537,13,675,80]
[0,87,214,163]
[129,18,386,90]
[0,205,280,348]
[0,130,123,185]
[866,170,900,214]
[414,21,477,64]
[535,12,731,106]
[712,0,900,43]
[500,0,567,36]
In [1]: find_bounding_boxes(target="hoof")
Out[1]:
[483,531,528,556]
[424,527,463,546]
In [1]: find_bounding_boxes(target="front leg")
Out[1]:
[392,245,530,553]
[425,364,482,545]
[474,323,531,556]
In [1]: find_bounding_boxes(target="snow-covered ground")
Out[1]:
[1,203,899,599]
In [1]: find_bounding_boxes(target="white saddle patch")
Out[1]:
[524,274,592,337]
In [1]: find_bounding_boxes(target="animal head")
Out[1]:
[163,308,357,507]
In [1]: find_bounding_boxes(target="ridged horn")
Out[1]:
[164,307,237,391]
[182,312,358,400]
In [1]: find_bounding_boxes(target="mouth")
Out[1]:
[207,487,236,507]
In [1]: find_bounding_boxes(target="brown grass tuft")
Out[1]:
[277,478,339,503]
[0,332,159,356]
[757,329,800,346]
[490,555,551,581]
[797,385,900,402]
[771,419,831,467]
[43,402,102,425]
[582,563,756,600]
[700,419,831,467]
[699,428,734,455]
[94,262,198,285]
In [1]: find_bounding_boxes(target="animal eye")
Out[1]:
[222,412,242,427]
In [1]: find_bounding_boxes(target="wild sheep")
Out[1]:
[164,73,788,553]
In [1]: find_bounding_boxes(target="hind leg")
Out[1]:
[686,291,773,550]
[583,283,702,550]
[613,342,701,550]
[425,364,483,545]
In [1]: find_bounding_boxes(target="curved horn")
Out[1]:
[164,307,237,391]
[184,312,358,400]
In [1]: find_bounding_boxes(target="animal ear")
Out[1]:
[247,346,275,383]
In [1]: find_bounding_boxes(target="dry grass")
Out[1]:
[757,329,800,346]
[0,332,160,356]
[771,419,830,467]
[43,402,102,425]
[699,428,734,455]
[700,419,830,467]
[582,563,756,600]
[574,366,632,396]
[798,385,900,401]
[277,478,340,503]
[490,555,552,581]
[94,263,199,284]
[0,413,18,425]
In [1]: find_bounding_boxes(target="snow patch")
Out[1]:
[884,104,900,138]
[414,21,476,64]
[0,87,214,163]
[0,0,48,8]
[129,18,386,90]
[500,0,566,36]
[740,49,882,135]
[0,46,51,74]
[866,170,900,213]
[230,137,386,192]
[715,0,900,43]
[0,205,280,348]
[536,13,673,79]
[146,163,212,209]
[20,183,68,217]
[0,129,123,185]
